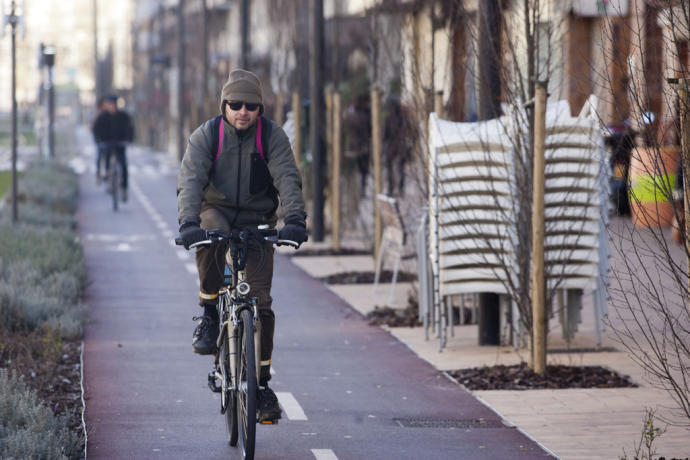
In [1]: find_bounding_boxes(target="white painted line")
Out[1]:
[311,449,338,460]
[270,367,275,375]
[176,251,189,260]
[185,263,197,275]
[276,392,308,421]
[114,243,133,252]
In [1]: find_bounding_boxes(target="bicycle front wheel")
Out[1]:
[220,329,238,446]
[111,160,119,211]
[237,309,256,460]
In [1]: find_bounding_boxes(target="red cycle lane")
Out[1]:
[80,147,553,459]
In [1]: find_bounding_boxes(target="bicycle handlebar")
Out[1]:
[174,228,300,249]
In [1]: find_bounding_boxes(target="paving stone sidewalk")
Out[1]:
[290,234,690,460]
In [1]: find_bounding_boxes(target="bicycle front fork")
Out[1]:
[209,304,263,394]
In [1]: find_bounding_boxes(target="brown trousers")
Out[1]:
[196,207,275,384]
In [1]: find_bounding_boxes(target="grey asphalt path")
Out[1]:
[80,144,552,459]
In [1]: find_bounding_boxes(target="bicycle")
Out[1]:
[175,226,298,460]
[99,142,126,211]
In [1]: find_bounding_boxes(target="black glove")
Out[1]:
[279,217,308,247]
[179,222,207,249]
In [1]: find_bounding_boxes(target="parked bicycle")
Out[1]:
[175,226,298,460]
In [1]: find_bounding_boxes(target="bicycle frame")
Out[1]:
[213,235,263,399]
[215,286,261,395]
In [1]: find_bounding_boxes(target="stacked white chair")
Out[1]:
[543,101,608,344]
[426,101,609,350]
[428,113,517,349]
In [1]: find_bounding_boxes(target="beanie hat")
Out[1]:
[220,69,263,114]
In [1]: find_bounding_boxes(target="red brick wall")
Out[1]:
[565,14,593,116]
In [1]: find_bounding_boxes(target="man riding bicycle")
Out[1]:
[92,94,133,201]
[176,69,308,422]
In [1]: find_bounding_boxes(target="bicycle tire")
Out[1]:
[237,309,256,460]
[220,328,238,446]
[111,157,119,212]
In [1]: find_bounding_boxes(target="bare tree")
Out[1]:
[424,0,605,361]
[595,0,690,426]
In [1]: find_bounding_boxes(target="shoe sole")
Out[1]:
[192,345,217,355]
[258,413,282,423]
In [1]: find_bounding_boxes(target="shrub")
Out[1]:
[0,201,77,229]
[0,163,85,338]
[0,369,82,460]
[0,227,86,339]
[0,160,85,458]
[16,161,78,215]
[0,225,84,277]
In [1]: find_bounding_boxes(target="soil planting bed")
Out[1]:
[320,270,416,284]
[365,305,422,327]
[364,294,422,327]
[448,363,637,390]
[0,329,83,435]
[292,247,371,257]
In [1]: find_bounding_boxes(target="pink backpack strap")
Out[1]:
[256,117,265,161]
[215,117,224,163]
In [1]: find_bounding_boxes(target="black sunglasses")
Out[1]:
[226,100,260,112]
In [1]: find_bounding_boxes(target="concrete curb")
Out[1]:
[377,321,558,459]
[440,371,561,459]
[80,341,88,459]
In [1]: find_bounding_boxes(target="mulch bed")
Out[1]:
[292,247,371,257]
[364,294,422,327]
[447,363,637,390]
[0,328,84,437]
[320,270,417,284]
[365,305,422,327]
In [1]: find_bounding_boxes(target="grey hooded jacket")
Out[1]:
[177,117,305,228]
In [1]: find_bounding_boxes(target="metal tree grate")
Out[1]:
[393,418,510,429]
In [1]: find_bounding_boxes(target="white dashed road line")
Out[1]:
[185,263,197,275]
[311,449,338,460]
[276,392,308,421]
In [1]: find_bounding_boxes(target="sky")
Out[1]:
[0,0,132,111]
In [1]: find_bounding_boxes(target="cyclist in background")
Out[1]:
[92,94,134,201]
[176,69,308,422]
[91,96,106,183]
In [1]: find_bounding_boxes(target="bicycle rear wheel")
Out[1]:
[237,309,256,460]
[220,329,238,446]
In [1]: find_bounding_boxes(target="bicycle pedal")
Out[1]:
[207,372,222,393]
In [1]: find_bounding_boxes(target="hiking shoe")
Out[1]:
[257,386,282,422]
[192,316,218,355]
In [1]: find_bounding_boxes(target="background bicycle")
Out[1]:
[98,141,128,211]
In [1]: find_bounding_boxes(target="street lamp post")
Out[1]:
[42,45,56,159]
[2,0,25,224]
